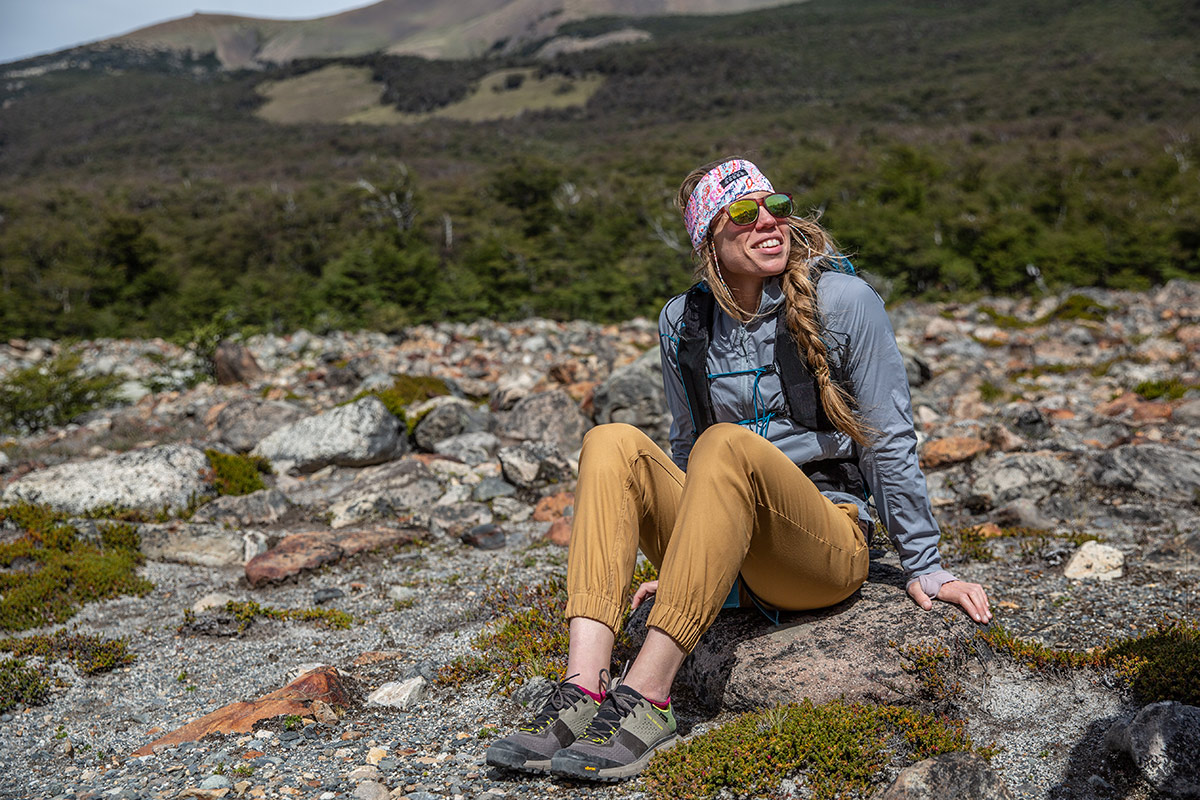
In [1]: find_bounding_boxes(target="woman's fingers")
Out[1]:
[630,580,659,610]
[938,581,993,623]
[906,580,933,611]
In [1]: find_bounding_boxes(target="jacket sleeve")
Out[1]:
[659,299,694,472]
[823,277,950,585]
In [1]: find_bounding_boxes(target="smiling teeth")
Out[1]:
[753,238,782,249]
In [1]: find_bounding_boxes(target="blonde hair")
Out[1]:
[676,159,873,447]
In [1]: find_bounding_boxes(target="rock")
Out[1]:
[366,677,428,710]
[533,491,575,522]
[365,746,387,765]
[498,389,591,451]
[654,561,987,711]
[352,781,389,800]
[213,340,264,386]
[346,765,379,782]
[1063,541,1124,581]
[428,502,491,536]
[970,452,1074,507]
[898,342,932,387]
[1090,443,1200,502]
[591,349,670,441]
[1172,398,1200,427]
[432,431,501,466]
[497,442,573,489]
[245,527,422,587]
[1105,701,1200,798]
[326,493,394,529]
[136,522,256,567]
[412,398,490,451]
[471,477,516,502]
[192,592,237,614]
[133,666,355,756]
[213,399,307,453]
[873,752,1014,799]
[546,517,573,546]
[313,587,345,605]
[190,488,292,527]
[492,496,533,522]
[253,396,405,473]
[921,437,990,469]
[460,522,505,550]
[198,775,233,791]
[330,459,443,515]
[992,498,1057,530]
[2,444,210,515]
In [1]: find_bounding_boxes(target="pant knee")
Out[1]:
[689,423,762,467]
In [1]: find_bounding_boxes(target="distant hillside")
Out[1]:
[0,0,1197,341]
[103,0,801,68]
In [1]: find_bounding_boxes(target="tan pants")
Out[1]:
[565,423,869,653]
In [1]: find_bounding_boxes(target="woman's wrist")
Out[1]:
[906,569,958,599]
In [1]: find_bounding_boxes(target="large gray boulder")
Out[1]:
[252,396,405,473]
[498,442,574,489]
[134,522,265,567]
[190,488,292,527]
[412,397,490,451]
[1090,444,1200,502]
[970,452,1075,506]
[873,752,1014,800]
[1105,701,1200,798]
[498,390,590,452]
[2,444,211,515]
[213,398,307,453]
[591,348,670,443]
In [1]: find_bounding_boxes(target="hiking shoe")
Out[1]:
[486,677,601,774]
[550,684,678,782]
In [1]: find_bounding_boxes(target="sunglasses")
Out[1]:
[723,193,795,226]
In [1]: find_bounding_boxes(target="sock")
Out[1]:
[645,695,671,710]
[573,684,605,703]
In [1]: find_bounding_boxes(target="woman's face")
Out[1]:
[710,191,791,289]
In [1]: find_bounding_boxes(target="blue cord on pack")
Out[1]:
[706,365,776,437]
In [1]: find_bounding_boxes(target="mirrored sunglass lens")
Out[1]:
[727,200,759,225]
[765,194,794,217]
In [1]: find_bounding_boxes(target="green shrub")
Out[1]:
[0,352,121,434]
[348,374,453,430]
[1042,294,1112,324]
[0,630,135,674]
[0,503,153,632]
[204,449,271,496]
[1134,378,1190,402]
[181,600,354,634]
[0,658,50,713]
[643,699,993,800]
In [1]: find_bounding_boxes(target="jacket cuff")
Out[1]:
[906,569,957,598]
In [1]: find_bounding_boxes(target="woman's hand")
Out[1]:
[631,580,659,610]
[908,579,992,624]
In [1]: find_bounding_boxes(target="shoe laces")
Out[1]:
[518,673,586,734]
[581,686,640,744]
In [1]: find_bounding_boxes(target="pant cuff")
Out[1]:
[645,599,705,653]
[565,592,625,635]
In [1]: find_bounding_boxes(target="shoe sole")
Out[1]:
[550,733,679,782]
[486,743,552,774]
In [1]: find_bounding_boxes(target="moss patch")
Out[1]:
[182,600,354,634]
[0,658,50,713]
[347,374,452,432]
[1134,378,1191,402]
[643,699,994,800]
[0,630,135,675]
[0,352,121,435]
[204,449,271,496]
[0,504,153,632]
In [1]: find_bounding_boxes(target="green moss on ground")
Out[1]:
[1134,378,1191,402]
[181,600,354,634]
[643,699,994,800]
[347,374,453,433]
[0,658,50,714]
[204,449,271,496]
[0,352,121,435]
[0,630,135,675]
[0,503,154,632]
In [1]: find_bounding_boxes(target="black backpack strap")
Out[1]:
[774,312,834,432]
[678,284,717,437]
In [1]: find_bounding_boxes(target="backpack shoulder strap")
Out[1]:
[677,284,716,437]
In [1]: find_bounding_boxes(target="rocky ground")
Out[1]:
[2,280,1199,800]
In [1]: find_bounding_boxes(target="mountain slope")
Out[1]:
[109,0,801,67]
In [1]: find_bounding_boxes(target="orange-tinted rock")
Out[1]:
[546,517,573,546]
[245,528,421,587]
[1130,402,1172,423]
[1042,408,1076,421]
[970,522,1004,538]
[133,667,355,756]
[1174,324,1200,350]
[920,437,989,469]
[533,491,575,522]
[1096,392,1142,417]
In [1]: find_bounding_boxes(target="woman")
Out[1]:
[486,157,991,782]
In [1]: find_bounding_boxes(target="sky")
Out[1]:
[0,0,377,64]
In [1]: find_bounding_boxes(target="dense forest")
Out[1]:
[0,0,1198,340]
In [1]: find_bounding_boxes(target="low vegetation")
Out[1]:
[0,353,121,435]
[205,449,271,496]
[0,504,153,632]
[643,699,994,800]
[0,630,136,675]
[181,600,355,634]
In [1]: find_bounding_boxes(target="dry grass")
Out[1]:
[394,68,604,123]
[255,65,405,125]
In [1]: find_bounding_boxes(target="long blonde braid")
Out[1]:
[676,161,874,447]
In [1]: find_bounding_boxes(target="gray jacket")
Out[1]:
[658,271,953,589]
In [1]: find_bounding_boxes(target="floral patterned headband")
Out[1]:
[683,159,774,251]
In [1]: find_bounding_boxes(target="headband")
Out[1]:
[683,159,775,251]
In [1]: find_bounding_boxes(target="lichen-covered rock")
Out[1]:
[970,452,1074,506]
[252,396,404,473]
[213,398,307,453]
[433,431,501,466]
[1105,701,1200,799]
[135,522,260,567]
[1090,443,1200,502]
[591,347,669,442]
[497,441,573,489]
[1063,540,1124,581]
[498,389,591,451]
[873,752,1015,799]
[2,444,210,514]
[412,397,490,451]
[191,488,292,527]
